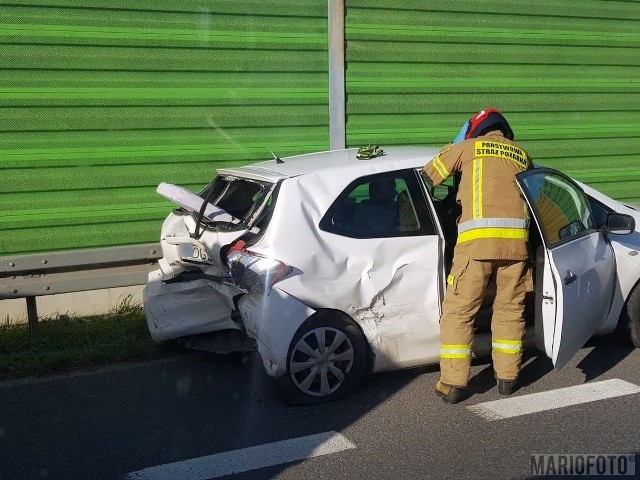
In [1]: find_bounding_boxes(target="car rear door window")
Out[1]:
[320,170,436,238]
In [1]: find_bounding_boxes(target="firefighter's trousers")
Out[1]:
[439,255,531,387]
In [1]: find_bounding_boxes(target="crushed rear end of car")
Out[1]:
[143,173,277,350]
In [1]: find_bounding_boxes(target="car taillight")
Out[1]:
[226,242,292,294]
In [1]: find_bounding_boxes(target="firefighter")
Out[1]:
[423,108,533,404]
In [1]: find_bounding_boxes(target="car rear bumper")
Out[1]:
[144,271,243,343]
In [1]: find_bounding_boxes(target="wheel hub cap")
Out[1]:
[289,326,355,397]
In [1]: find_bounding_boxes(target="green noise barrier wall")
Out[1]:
[0,0,328,255]
[345,0,640,203]
[3,1,640,258]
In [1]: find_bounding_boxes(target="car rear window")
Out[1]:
[196,175,274,226]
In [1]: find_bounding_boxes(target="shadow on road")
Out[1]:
[577,335,634,382]
[466,361,497,397]
[518,351,554,389]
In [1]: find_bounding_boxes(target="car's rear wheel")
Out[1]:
[277,312,369,405]
[618,283,640,347]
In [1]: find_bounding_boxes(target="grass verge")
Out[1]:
[0,297,179,380]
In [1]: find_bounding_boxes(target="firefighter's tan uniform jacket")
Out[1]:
[424,131,532,260]
[423,130,533,387]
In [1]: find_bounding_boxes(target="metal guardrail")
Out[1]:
[0,243,162,336]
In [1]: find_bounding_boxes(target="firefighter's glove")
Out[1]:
[356,145,384,160]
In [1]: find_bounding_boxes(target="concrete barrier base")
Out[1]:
[1,285,145,324]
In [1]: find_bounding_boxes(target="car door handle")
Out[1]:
[564,271,577,285]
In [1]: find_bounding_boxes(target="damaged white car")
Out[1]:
[144,146,640,404]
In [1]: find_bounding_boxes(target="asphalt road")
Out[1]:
[1,336,639,480]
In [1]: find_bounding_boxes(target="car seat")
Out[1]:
[355,179,399,231]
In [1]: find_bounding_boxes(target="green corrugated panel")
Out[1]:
[0,1,328,255]
[345,0,640,202]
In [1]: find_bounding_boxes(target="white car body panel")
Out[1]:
[239,288,316,377]
[546,232,615,368]
[517,169,617,370]
[578,183,640,333]
[272,234,443,373]
[539,255,557,357]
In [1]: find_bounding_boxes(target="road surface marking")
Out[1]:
[125,431,355,480]
[467,378,640,421]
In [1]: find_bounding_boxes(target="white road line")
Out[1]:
[125,431,356,480]
[468,378,640,421]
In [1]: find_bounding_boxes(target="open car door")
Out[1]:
[516,168,616,369]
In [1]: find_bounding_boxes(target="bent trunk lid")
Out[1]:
[156,174,277,279]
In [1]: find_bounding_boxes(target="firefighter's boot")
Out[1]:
[435,380,465,404]
[497,379,517,396]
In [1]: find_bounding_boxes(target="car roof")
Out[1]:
[217,146,441,182]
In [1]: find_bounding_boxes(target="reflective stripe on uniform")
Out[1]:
[458,217,529,234]
[492,338,523,354]
[441,344,472,359]
[447,274,455,285]
[472,158,483,219]
[457,227,529,244]
[432,156,450,180]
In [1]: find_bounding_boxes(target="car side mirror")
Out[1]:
[604,212,635,235]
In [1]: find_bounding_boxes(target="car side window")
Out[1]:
[518,170,595,247]
[320,171,436,238]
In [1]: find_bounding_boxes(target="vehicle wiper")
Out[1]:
[193,188,221,239]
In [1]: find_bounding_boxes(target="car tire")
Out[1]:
[277,311,369,405]
[618,283,640,348]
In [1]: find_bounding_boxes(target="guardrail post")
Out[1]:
[26,296,38,337]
